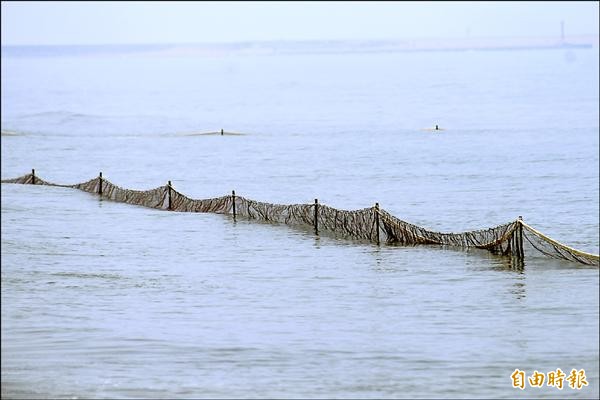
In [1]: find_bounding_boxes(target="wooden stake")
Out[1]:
[518,216,524,259]
[167,181,172,210]
[232,190,236,220]
[375,203,380,245]
[98,172,103,195]
[512,231,516,256]
[31,169,35,185]
[314,199,319,235]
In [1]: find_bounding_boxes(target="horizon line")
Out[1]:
[2,33,599,48]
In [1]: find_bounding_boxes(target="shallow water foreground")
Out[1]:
[1,183,598,399]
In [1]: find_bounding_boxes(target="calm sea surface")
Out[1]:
[1,44,599,399]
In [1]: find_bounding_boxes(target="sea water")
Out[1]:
[1,44,599,398]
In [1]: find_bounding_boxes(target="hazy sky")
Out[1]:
[2,1,599,46]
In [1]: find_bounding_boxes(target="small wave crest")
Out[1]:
[176,130,247,136]
[16,110,108,124]
[51,272,122,280]
[18,110,96,119]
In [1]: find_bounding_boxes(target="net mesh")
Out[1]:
[72,178,169,209]
[317,204,379,242]
[170,189,232,213]
[521,222,599,266]
[237,198,314,227]
[2,172,598,266]
[378,209,519,255]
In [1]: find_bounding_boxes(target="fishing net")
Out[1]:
[71,178,169,209]
[378,209,520,255]
[317,204,379,242]
[2,172,598,266]
[1,173,55,186]
[170,188,232,213]
[236,197,314,227]
[520,222,599,266]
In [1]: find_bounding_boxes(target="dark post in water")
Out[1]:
[375,203,380,245]
[98,172,103,196]
[167,181,172,211]
[518,216,524,258]
[314,199,319,235]
[232,190,236,220]
[31,169,36,185]
[511,227,517,256]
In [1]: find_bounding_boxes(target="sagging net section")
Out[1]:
[170,188,232,213]
[1,173,57,186]
[521,222,599,266]
[0,173,169,209]
[71,178,169,210]
[236,197,314,228]
[233,199,379,241]
[378,209,520,255]
[318,204,379,242]
[2,172,598,266]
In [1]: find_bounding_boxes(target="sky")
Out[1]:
[1,1,599,46]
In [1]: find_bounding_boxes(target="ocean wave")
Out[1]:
[1,129,248,138]
[51,272,123,280]
[2,120,249,137]
[17,110,106,121]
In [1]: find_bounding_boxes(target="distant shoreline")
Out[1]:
[2,35,597,57]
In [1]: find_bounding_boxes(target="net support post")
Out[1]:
[98,172,103,196]
[314,198,319,235]
[31,168,36,185]
[375,203,380,245]
[517,216,524,259]
[167,180,172,210]
[232,190,236,220]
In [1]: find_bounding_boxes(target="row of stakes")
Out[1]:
[29,169,383,245]
[28,167,527,258]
